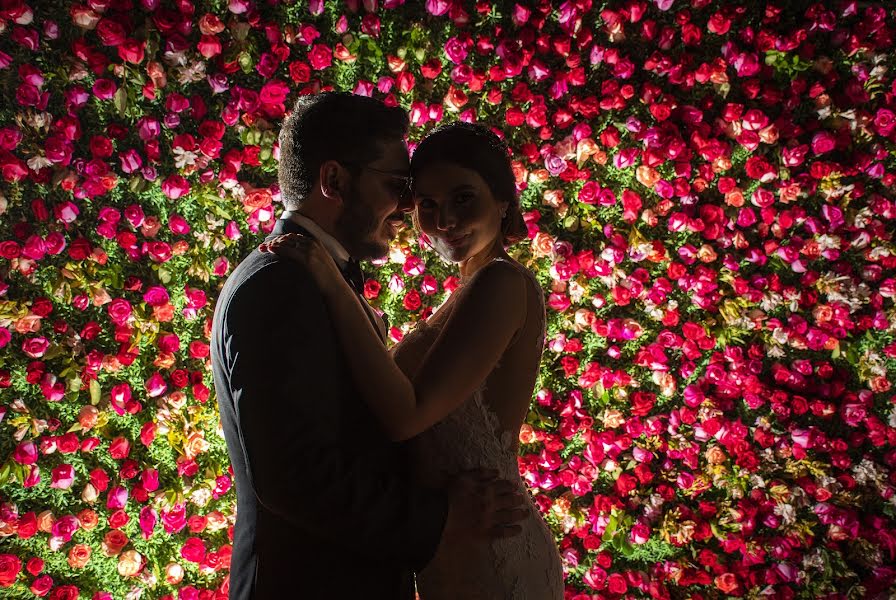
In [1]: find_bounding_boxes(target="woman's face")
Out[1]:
[412,161,508,263]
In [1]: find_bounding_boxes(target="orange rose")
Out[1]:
[242,189,273,211]
[715,573,739,594]
[153,303,175,322]
[724,189,744,207]
[518,424,537,445]
[697,245,718,263]
[172,240,190,256]
[635,166,660,188]
[70,5,100,29]
[78,405,99,430]
[68,543,91,569]
[167,391,187,409]
[117,550,144,577]
[705,446,727,465]
[14,315,41,334]
[510,161,528,185]
[813,305,833,323]
[37,511,55,534]
[76,509,98,530]
[102,530,129,557]
[164,562,185,585]
[153,352,176,370]
[184,431,209,460]
[542,189,564,208]
[146,61,167,90]
[443,85,468,112]
[205,511,229,532]
[531,232,555,258]
[529,168,550,184]
[759,124,779,144]
[141,216,162,238]
[870,376,891,393]
[198,13,225,35]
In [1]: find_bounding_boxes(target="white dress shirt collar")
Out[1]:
[284,211,350,268]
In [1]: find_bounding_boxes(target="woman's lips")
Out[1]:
[441,233,470,247]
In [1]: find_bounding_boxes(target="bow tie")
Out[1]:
[341,258,365,295]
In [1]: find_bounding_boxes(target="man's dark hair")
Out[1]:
[278,92,410,210]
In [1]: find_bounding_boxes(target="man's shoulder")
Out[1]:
[219,251,321,311]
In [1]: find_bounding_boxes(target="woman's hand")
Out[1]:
[259,233,346,296]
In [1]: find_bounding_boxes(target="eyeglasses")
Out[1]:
[341,162,412,202]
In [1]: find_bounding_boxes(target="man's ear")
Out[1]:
[319,160,346,202]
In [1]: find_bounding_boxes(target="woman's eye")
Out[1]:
[416,198,435,210]
[455,193,474,205]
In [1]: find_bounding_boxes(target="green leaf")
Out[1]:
[90,379,102,405]
[114,85,128,118]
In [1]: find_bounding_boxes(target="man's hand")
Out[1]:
[441,469,529,544]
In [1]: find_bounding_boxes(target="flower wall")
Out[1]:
[1,0,896,598]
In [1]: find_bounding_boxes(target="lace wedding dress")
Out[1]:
[393,259,564,600]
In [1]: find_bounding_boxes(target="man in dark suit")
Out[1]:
[212,93,525,599]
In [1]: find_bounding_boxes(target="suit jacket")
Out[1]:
[212,218,449,599]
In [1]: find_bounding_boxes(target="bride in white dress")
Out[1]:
[268,123,563,599]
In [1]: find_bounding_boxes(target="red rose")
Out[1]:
[17,512,38,538]
[197,34,222,59]
[181,537,206,563]
[108,510,129,529]
[95,18,126,46]
[402,289,422,311]
[307,44,332,70]
[118,39,145,64]
[26,557,43,576]
[109,436,131,460]
[0,240,21,259]
[363,279,381,299]
[607,573,628,594]
[30,574,52,597]
[49,584,79,600]
[630,391,656,416]
[0,554,22,587]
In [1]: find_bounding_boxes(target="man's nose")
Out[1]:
[397,190,414,213]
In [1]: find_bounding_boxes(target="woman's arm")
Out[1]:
[264,234,526,441]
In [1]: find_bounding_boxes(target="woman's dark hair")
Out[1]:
[278,92,409,210]
[410,122,527,246]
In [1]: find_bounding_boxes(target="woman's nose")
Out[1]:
[435,208,457,231]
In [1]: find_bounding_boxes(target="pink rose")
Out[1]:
[21,336,50,358]
[161,174,190,199]
[50,464,75,489]
[51,515,80,542]
[106,299,132,326]
[158,333,180,353]
[811,131,836,154]
[91,79,117,101]
[105,485,128,510]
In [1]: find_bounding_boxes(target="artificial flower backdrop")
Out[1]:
[1,0,895,597]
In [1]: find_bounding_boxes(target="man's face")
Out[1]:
[335,139,412,260]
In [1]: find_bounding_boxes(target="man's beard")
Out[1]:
[333,179,388,260]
